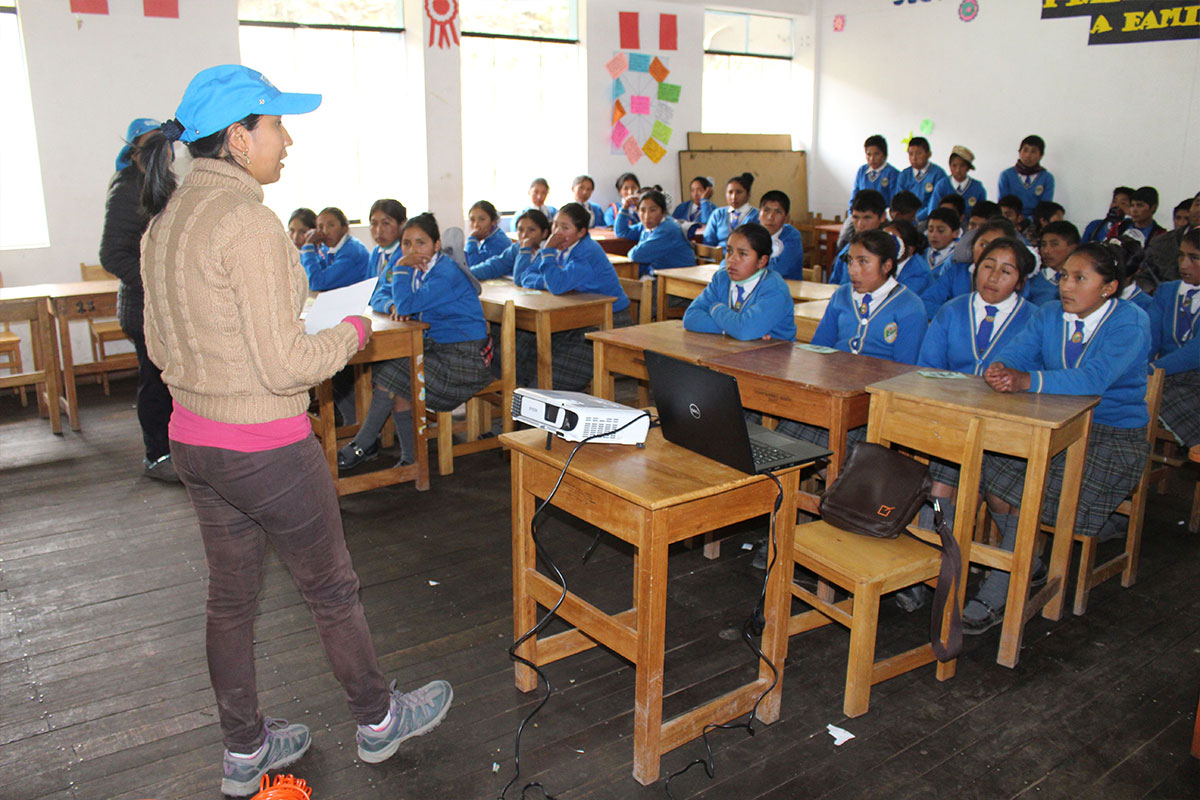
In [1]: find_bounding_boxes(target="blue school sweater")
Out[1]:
[1026,269,1060,307]
[924,176,988,221]
[997,168,1055,217]
[899,163,949,218]
[703,206,760,248]
[672,199,716,226]
[848,163,902,213]
[769,224,806,280]
[894,252,933,298]
[469,242,541,284]
[919,293,1035,375]
[604,203,639,231]
[1148,281,1200,376]
[518,204,557,224]
[812,282,927,364]
[465,227,511,267]
[370,253,487,343]
[616,213,695,276]
[300,235,372,291]
[993,300,1149,427]
[683,268,797,341]
[1123,285,1154,314]
[366,245,404,310]
[518,235,630,313]
[578,201,605,228]
[920,259,1036,320]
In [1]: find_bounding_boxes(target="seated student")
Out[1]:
[925,207,962,269]
[365,199,408,280]
[965,200,1002,232]
[300,206,373,291]
[848,134,901,214]
[604,172,641,230]
[464,200,510,266]
[964,242,1151,634]
[898,136,948,219]
[1028,200,1065,244]
[518,178,556,224]
[703,172,760,249]
[1149,228,1200,450]
[920,217,1019,319]
[885,220,933,297]
[616,189,695,276]
[517,202,632,390]
[469,209,550,283]
[287,207,316,250]
[997,135,1056,218]
[1026,220,1080,306]
[570,175,606,228]
[683,223,796,341]
[339,213,492,468]
[924,145,987,222]
[829,190,887,285]
[1140,191,1200,291]
[673,175,717,231]
[888,190,923,225]
[1117,236,1155,312]
[1173,199,1193,230]
[939,192,968,223]
[1082,186,1135,243]
[997,194,1028,240]
[757,190,805,279]
[1123,186,1167,244]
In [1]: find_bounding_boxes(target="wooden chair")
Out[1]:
[0,273,27,405]
[692,243,724,264]
[80,262,136,394]
[427,300,516,476]
[1148,405,1200,535]
[788,395,983,718]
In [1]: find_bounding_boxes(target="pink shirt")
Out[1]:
[169,402,312,453]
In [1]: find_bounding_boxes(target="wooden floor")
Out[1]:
[1,378,1198,800]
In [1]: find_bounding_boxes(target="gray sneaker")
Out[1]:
[357,679,453,764]
[220,718,311,797]
[143,453,181,483]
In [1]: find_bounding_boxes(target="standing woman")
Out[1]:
[139,66,451,796]
[100,117,178,482]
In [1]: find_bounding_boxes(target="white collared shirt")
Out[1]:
[728,269,765,307]
[1119,283,1140,301]
[727,203,751,225]
[911,166,928,182]
[1178,281,1200,312]
[928,242,955,268]
[851,276,899,314]
[327,233,349,254]
[770,227,785,258]
[1062,298,1115,343]
[1038,265,1060,285]
[952,177,969,193]
[971,290,1020,337]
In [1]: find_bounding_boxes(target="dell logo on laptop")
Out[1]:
[689,403,701,419]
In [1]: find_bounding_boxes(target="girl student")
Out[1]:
[964,242,1151,634]
[517,202,632,390]
[604,171,641,229]
[469,209,551,283]
[703,172,760,249]
[300,206,373,291]
[673,175,717,228]
[518,177,557,223]
[338,213,492,469]
[1148,227,1200,450]
[366,199,407,277]
[614,188,695,276]
[884,219,933,297]
[920,217,1020,319]
[683,222,796,341]
[464,200,510,266]
[757,190,805,280]
[288,207,316,250]
[570,174,606,228]
[925,206,961,269]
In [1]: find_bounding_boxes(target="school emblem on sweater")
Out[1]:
[1035,185,1044,196]
[925,182,934,193]
[881,176,889,188]
[884,322,898,343]
[1070,328,1083,344]
[968,197,977,207]
[424,0,459,49]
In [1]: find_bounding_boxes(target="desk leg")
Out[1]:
[758,468,799,723]
[592,342,612,401]
[1043,424,1089,621]
[410,336,430,491]
[656,278,668,323]
[36,304,62,434]
[997,427,1052,668]
[56,309,80,431]
[535,315,553,391]
[511,456,539,692]
[827,399,851,483]
[313,377,338,480]
[632,514,669,786]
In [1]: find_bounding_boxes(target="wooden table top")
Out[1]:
[655,265,834,303]
[866,371,1099,428]
[479,280,616,311]
[606,253,633,265]
[701,345,915,398]
[795,299,829,321]
[586,319,789,361]
[0,280,120,301]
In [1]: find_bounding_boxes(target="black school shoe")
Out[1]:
[337,439,381,469]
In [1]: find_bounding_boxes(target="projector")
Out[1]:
[511,388,649,445]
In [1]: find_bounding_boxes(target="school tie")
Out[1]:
[556,250,565,268]
[868,170,879,183]
[859,293,872,317]
[1177,289,1199,341]
[729,209,740,229]
[1023,175,1033,189]
[976,305,998,354]
[688,204,699,222]
[733,284,746,310]
[1065,320,1086,366]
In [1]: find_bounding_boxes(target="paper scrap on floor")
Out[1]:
[826,723,855,746]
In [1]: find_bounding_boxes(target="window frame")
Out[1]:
[703,9,793,60]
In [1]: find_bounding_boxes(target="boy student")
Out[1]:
[1126,186,1167,244]
[1026,220,1080,306]
[888,191,923,225]
[997,194,1028,238]
[849,134,901,212]
[757,190,805,279]
[925,146,987,222]
[1082,186,1135,243]
[925,207,961,269]
[997,135,1055,218]
[898,136,947,218]
[829,190,887,285]
[1174,199,1193,230]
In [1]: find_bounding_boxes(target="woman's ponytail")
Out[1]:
[140,123,180,217]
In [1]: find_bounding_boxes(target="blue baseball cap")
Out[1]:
[174,65,321,143]
[115,117,162,171]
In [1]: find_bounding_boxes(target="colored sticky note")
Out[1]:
[630,95,650,114]
[628,53,652,73]
[920,118,935,135]
[605,53,628,80]
[70,0,108,12]
[660,13,678,50]
[651,120,672,145]
[657,82,681,102]
[612,77,625,101]
[619,11,640,49]
[612,100,626,124]
[654,101,674,123]
[648,57,670,83]
[611,121,629,148]
[642,138,667,164]
[623,136,643,165]
[143,0,178,16]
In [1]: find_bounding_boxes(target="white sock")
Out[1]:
[228,740,266,759]
[367,708,393,731]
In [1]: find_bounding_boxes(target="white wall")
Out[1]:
[809,0,1200,223]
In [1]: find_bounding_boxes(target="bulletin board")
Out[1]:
[677,149,809,227]
[686,133,793,152]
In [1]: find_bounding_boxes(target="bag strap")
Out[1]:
[926,501,963,662]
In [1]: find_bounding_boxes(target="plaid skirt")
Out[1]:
[774,420,867,450]
[929,458,962,487]
[1159,370,1200,448]
[515,307,633,392]
[981,423,1149,538]
[372,337,493,413]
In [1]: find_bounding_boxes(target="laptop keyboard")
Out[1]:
[750,442,794,466]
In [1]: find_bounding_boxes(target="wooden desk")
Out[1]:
[586,319,787,401]
[0,285,62,434]
[502,426,807,784]
[606,252,639,280]
[794,300,828,343]
[655,265,835,322]
[309,315,430,495]
[865,372,1097,668]
[43,280,124,431]
[478,280,615,390]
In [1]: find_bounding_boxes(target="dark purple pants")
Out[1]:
[171,435,388,751]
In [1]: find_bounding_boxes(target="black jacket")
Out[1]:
[99,166,151,331]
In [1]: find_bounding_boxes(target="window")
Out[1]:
[703,10,792,58]
[460,0,577,41]
[239,0,402,29]
[0,6,50,250]
[701,11,797,138]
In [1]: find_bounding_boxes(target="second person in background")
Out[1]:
[301,206,373,291]
[757,190,805,280]
[465,200,510,266]
[704,172,759,249]
[615,189,695,277]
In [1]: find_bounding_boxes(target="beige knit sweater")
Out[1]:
[141,158,359,424]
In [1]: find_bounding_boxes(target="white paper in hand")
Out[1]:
[304,277,378,334]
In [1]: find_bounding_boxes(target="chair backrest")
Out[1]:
[81,263,117,281]
[1144,368,1165,442]
[618,276,655,326]
[692,242,724,264]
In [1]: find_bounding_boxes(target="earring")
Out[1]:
[242,150,251,166]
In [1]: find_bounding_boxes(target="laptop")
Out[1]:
[644,350,832,475]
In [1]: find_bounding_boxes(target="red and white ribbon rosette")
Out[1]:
[425,0,460,48]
